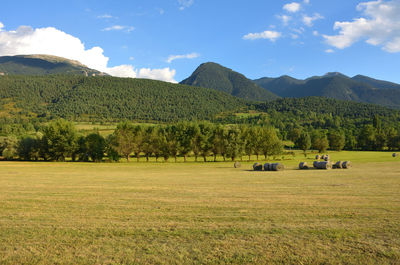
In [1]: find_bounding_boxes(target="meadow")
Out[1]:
[0,151,399,264]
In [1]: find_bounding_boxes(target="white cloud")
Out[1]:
[243,30,282,41]
[303,13,324,27]
[304,0,310,4]
[138,68,176,82]
[0,24,176,82]
[283,2,301,13]
[178,0,194,10]
[102,25,135,32]
[129,56,135,61]
[0,22,4,31]
[277,15,292,26]
[313,30,319,36]
[323,0,400,53]
[325,49,335,53]
[166,52,200,63]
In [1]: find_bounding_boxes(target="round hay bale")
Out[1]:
[234,162,241,168]
[253,163,263,171]
[321,155,326,160]
[334,161,343,169]
[393,153,398,158]
[342,161,352,169]
[324,155,330,161]
[299,162,308,170]
[271,163,284,171]
[315,161,332,170]
[263,163,271,171]
[315,155,321,160]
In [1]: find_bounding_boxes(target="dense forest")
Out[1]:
[217,97,400,151]
[0,75,245,122]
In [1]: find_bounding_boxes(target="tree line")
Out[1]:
[0,120,283,162]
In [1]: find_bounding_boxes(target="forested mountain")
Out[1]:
[0,55,105,76]
[180,62,279,101]
[0,75,245,122]
[254,73,400,109]
[351,75,400,90]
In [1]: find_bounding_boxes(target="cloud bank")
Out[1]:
[323,0,400,53]
[0,23,176,82]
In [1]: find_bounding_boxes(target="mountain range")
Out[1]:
[181,62,400,109]
[253,72,400,109]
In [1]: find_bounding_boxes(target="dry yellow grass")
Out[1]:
[0,154,399,264]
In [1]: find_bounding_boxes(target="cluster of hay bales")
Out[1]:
[312,160,352,169]
[333,161,344,169]
[299,162,309,170]
[332,161,352,169]
[313,161,332,170]
[253,162,284,171]
[266,163,284,171]
[234,162,241,168]
[393,153,399,158]
[316,154,330,161]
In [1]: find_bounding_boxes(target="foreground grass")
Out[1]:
[0,153,400,264]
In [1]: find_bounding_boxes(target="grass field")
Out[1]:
[1,152,400,264]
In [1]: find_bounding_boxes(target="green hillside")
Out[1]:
[0,75,245,122]
[180,62,279,101]
[0,55,104,76]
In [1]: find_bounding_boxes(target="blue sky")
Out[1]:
[0,0,399,83]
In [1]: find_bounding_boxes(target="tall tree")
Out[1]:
[198,122,213,162]
[85,133,106,162]
[112,122,136,162]
[176,122,194,162]
[210,125,225,162]
[225,127,243,161]
[296,132,311,156]
[311,130,329,153]
[41,119,78,161]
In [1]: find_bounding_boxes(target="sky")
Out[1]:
[0,0,400,83]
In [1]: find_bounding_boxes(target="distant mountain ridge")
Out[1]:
[254,73,400,109]
[180,62,279,101]
[0,54,106,76]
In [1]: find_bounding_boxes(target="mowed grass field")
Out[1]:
[0,152,400,264]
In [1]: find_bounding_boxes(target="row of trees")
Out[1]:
[0,120,283,162]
